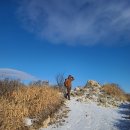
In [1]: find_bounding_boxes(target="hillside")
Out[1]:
[0,79,130,130]
[39,80,130,130]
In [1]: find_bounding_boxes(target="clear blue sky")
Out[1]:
[0,0,130,92]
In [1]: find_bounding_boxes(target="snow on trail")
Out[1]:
[40,98,130,130]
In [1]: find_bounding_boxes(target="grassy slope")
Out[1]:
[0,79,63,130]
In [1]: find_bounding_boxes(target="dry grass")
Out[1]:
[101,83,127,101]
[0,79,63,130]
[125,93,130,102]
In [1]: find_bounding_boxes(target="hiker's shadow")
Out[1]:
[114,103,130,130]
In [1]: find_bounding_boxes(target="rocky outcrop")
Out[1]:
[72,80,124,107]
[85,80,101,88]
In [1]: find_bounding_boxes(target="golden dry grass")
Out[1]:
[125,93,130,102]
[101,83,127,101]
[0,79,63,130]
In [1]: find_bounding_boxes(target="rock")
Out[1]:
[91,95,98,102]
[74,80,124,108]
[86,80,101,88]
[42,116,50,128]
[74,87,80,91]
[76,98,81,102]
[100,98,106,103]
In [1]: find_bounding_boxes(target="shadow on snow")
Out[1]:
[114,103,130,130]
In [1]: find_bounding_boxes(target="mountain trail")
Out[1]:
[40,97,130,130]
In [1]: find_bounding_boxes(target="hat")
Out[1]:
[68,75,72,78]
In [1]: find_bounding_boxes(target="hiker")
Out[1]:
[64,75,74,100]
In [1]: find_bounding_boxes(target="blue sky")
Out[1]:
[0,0,130,92]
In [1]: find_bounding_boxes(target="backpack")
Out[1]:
[64,79,68,87]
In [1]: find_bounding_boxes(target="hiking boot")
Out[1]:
[68,97,70,100]
[64,94,67,99]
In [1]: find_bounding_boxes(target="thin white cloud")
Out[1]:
[17,0,130,46]
[0,68,37,81]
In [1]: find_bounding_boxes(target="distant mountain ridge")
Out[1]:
[0,68,37,81]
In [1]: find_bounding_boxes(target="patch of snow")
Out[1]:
[23,117,37,126]
[39,98,130,130]
[23,118,33,126]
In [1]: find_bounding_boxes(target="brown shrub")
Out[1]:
[0,79,24,97]
[101,83,127,101]
[0,80,63,130]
